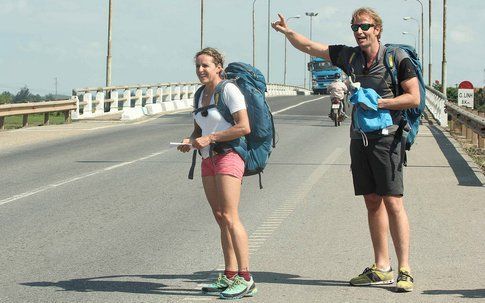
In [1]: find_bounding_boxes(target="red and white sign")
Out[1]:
[458,81,474,108]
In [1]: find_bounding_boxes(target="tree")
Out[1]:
[13,86,32,103]
[0,91,12,104]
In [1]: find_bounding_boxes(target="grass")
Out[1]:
[2,113,68,130]
[464,145,485,174]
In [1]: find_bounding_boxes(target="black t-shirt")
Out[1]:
[329,44,417,137]
[329,44,416,96]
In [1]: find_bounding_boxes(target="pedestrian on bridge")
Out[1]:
[177,47,257,300]
[272,7,420,292]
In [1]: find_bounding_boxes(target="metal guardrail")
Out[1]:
[0,99,76,129]
[425,85,484,149]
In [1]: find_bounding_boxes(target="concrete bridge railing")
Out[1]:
[425,85,485,149]
[425,85,448,127]
[71,82,310,120]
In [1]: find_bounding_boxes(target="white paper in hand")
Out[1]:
[169,142,194,149]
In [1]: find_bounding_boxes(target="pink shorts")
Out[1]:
[201,150,245,180]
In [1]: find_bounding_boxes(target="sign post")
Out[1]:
[457,81,474,109]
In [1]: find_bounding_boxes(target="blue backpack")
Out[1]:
[189,62,275,188]
[383,43,426,150]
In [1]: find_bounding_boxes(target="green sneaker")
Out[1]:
[219,275,257,299]
[396,268,414,292]
[350,264,394,286]
[201,274,233,295]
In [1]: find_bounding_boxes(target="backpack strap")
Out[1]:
[383,45,400,98]
[188,149,198,180]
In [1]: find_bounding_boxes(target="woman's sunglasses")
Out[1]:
[351,23,375,32]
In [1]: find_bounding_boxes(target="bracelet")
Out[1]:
[209,133,216,144]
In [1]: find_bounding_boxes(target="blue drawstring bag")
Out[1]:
[350,88,393,133]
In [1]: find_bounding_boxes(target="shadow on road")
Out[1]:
[427,124,483,187]
[422,288,485,299]
[20,271,357,296]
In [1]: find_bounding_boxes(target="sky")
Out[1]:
[1,0,484,96]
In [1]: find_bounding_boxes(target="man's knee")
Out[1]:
[383,195,405,214]
[364,193,382,212]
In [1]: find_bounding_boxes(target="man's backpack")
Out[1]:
[189,62,275,188]
[383,43,426,150]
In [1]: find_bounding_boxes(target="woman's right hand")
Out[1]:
[177,138,192,153]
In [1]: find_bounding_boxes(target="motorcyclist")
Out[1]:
[327,79,349,121]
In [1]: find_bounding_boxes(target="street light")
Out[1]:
[267,0,271,82]
[402,31,417,50]
[403,16,420,55]
[405,0,424,76]
[442,0,447,96]
[284,15,300,85]
[428,0,432,85]
[105,0,113,87]
[252,0,257,67]
[304,12,318,89]
[200,0,204,50]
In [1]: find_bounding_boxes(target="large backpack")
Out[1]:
[383,43,426,150]
[189,62,275,188]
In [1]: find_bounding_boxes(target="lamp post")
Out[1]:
[284,15,300,85]
[200,0,204,50]
[267,0,271,82]
[403,16,420,56]
[105,0,113,87]
[402,31,417,50]
[405,0,424,76]
[428,0,432,85]
[442,0,447,97]
[305,12,318,89]
[252,0,257,67]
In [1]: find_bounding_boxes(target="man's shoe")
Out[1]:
[201,274,233,295]
[219,275,257,299]
[396,268,414,292]
[350,264,394,286]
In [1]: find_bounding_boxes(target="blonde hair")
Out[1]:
[194,47,224,68]
[351,7,383,40]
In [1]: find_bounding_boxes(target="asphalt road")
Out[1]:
[1,95,484,302]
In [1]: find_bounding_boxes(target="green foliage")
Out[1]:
[432,82,442,92]
[475,88,485,112]
[0,91,12,104]
[447,87,458,102]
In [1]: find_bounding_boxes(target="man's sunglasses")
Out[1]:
[351,23,375,32]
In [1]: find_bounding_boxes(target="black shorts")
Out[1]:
[350,135,404,196]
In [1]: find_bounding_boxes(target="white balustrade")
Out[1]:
[134,89,143,108]
[122,90,131,109]
[110,91,118,113]
[146,88,154,105]
[95,91,105,116]
[71,82,309,120]
[425,87,448,127]
[83,93,93,118]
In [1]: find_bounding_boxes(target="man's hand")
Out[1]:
[271,13,289,34]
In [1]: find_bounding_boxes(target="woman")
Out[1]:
[177,47,257,300]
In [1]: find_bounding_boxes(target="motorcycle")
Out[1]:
[327,80,349,127]
[329,93,348,127]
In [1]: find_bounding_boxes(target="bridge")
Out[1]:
[0,85,484,302]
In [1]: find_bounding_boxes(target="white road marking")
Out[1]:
[0,149,170,207]
[272,96,325,115]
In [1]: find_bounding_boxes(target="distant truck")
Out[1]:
[308,57,344,94]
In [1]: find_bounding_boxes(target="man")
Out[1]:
[272,7,419,292]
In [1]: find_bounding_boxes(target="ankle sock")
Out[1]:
[238,271,251,282]
[224,270,237,280]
